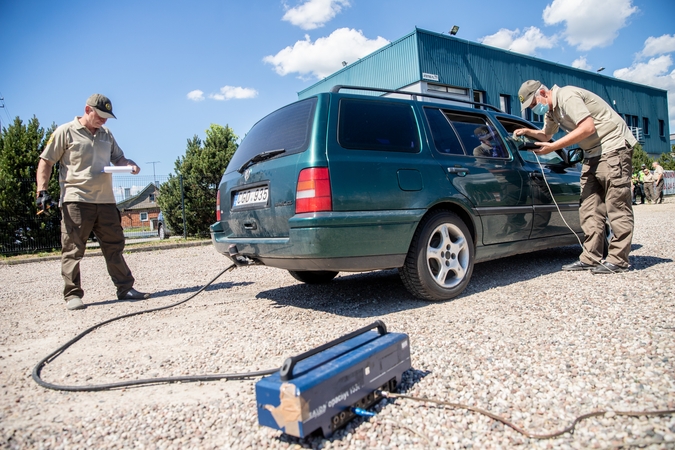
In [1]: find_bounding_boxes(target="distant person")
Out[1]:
[631,173,640,205]
[36,94,152,310]
[514,80,637,274]
[642,165,655,203]
[637,164,647,204]
[473,126,504,157]
[652,161,665,204]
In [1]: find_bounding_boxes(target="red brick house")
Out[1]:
[116,183,160,230]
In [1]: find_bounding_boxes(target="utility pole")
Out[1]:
[146,161,160,186]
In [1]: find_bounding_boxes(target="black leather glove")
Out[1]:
[36,190,52,209]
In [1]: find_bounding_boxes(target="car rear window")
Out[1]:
[226,98,317,174]
[338,98,420,153]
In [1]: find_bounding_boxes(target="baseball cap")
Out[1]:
[86,94,116,119]
[518,80,542,111]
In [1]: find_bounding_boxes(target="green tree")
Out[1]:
[657,151,675,170]
[0,116,59,254]
[631,144,652,174]
[158,124,238,237]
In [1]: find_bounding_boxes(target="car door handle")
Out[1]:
[447,167,469,176]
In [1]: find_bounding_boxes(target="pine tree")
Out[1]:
[0,116,59,254]
[158,124,238,237]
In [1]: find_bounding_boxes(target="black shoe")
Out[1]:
[118,288,151,300]
[592,262,629,274]
[561,260,597,271]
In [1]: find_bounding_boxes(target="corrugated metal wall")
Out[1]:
[298,28,670,155]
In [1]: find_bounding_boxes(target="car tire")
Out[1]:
[399,210,474,301]
[158,224,166,240]
[288,270,339,284]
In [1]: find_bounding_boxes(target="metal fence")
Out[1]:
[0,174,214,256]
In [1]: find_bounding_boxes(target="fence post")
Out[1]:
[180,174,187,239]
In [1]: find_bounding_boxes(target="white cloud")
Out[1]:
[571,56,592,70]
[639,34,675,58]
[187,90,205,101]
[479,27,557,56]
[263,28,389,79]
[614,55,675,129]
[209,86,259,101]
[282,0,350,30]
[543,0,638,51]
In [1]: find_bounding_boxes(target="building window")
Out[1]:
[521,108,531,121]
[499,95,511,114]
[473,90,485,109]
[659,120,665,137]
[140,212,149,222]
[427,84,469,96]
[642,118,649,135]
[149,193,156,202]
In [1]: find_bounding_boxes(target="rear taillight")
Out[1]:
[295,167,332,213]
[216,189,221,221]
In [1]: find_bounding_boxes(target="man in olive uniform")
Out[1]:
[652,161,665,204]
[36,94,152,310]
[514,81,637,274]
[642,165,655,203]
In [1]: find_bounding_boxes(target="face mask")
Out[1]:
[532,102,549,116]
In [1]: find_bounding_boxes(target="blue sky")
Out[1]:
[2,0,674,176]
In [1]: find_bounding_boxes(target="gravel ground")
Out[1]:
[1,202,674,449]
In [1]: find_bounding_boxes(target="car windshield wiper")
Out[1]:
[237,149,286,173]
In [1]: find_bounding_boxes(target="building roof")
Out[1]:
[116,183,159,211]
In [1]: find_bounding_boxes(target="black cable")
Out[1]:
[381,392,675,440]
[32,264,279,392]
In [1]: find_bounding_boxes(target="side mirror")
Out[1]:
[559,148,583,165]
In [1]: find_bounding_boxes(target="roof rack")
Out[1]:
[330,85,502,113]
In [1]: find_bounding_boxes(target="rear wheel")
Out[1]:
[158,224,166,240]
[288,270,339,284]
[399,210,474,301]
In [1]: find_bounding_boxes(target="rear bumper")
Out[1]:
[211,209,424,271]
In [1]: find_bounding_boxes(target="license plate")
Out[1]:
[232,186,269,208]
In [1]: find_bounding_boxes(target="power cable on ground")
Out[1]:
[32,264,278,392]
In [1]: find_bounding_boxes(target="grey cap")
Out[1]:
[86,94,116,119]
[518,80,542,111]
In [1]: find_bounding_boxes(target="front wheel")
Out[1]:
[158,224,166,240]
[399,210,474,301]
[288,270,339,284]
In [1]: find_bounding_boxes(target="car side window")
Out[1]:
[338,98,420,153]
[444,112,509,159]
[424,108,465,155]
[497,117,563,164]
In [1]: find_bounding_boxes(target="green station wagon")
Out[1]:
[211,86,584,301]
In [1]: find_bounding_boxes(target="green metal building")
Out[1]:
[299,28,670,157]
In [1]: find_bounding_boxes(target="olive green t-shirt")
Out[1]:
[543,85,637,158]
[40,118,134,203]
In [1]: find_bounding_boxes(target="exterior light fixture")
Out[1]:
[342,61,347,67]
[597,67,605,72]
[450,26,459,36]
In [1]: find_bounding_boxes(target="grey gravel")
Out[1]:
[1,201,674,449]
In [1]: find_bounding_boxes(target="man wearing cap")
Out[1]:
[652,161,665,204]
[36,94,152,310]
[514,81,637,274]
[642,164,655,203]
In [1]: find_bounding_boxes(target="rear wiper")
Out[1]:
[237,149,286,173]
